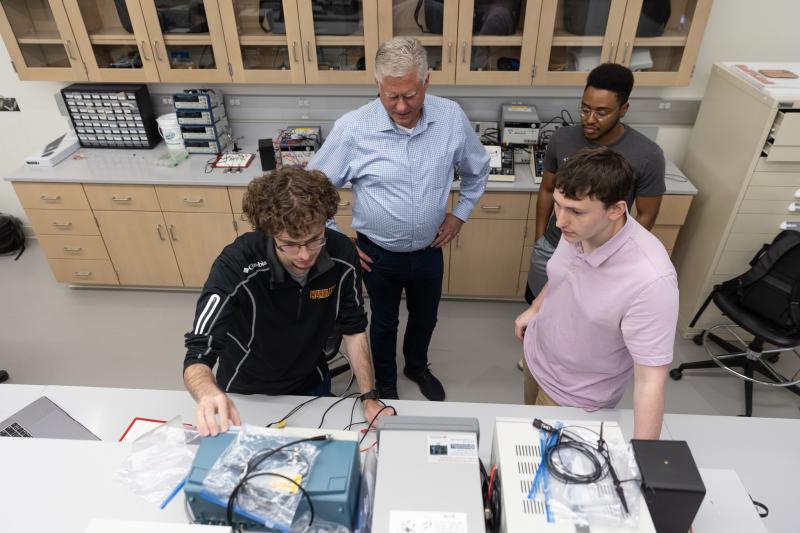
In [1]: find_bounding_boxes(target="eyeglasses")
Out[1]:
[579,106,618,120]
[275,235,326,255]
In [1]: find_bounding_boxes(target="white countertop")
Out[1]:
[5,139,697,195]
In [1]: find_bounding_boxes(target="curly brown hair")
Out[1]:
[242,167,339,238]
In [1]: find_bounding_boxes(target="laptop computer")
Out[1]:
[0,396,99,440]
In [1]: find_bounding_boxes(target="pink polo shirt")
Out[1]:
[524,214,678,410]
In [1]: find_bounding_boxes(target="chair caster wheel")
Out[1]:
[692,333,704,346]
[669,369,683,381]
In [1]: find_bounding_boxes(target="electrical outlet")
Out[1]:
[298,99,310,107]
[229,98,241,106]
[161,96,173,105]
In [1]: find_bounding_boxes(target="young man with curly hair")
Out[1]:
[183,167,387,436]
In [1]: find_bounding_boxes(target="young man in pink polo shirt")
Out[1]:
[514,146,678,440]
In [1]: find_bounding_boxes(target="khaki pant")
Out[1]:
[522,357,559,406]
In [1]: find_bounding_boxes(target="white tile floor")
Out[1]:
[2,240,799,419]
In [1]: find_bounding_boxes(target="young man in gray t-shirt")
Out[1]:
[526,63,666,301]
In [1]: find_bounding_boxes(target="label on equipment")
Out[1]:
[389,510,468,533]
[427,433,478,464]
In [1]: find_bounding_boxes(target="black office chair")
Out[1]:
[323,331,351,381]
[670,230,800,417]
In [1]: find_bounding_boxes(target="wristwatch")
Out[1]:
[360,389,380,402]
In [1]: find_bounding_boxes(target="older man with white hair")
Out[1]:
[308,36,489,401]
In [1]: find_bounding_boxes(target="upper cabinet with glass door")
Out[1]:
[62,0,160,82]
[534,0,627,85]
[218,0,306,83]
[455,0,541,85]
[137,0,231,82]
[297,0,378,84]
[615,0,713,86]
[0,0,87,80]
[376,0,459,84]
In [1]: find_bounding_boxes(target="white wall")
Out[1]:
[1,0,799,225]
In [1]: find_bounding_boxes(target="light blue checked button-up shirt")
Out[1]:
[307,94,490,252]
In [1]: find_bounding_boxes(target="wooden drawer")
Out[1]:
[730,213,800,234]
[155,186,231,213]
[715,250,755,277]
[333,215,356,238]
[749,171,800,188]
[773,111,800,146]
[38,235,109,260]
[723,232,776,253]
[744,186,799,200]
[754,158,800,173]
[84,184,160,211]
[27,209,99,236]
[527,193,538,219]
[467,192,530,220]
[651,225,681,250]
[13,182,89,210]
[48,259,118,285]
[520,245,533,272]
[738,199,797,215]
[524,218,536,247]
[228,187,247,214]
[653,195,692,225]
[336,189,353,215]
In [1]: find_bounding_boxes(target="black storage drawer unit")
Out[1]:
[61,84,159,149]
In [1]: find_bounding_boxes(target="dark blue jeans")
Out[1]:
[306,363,332,396]
[357,234,443,391]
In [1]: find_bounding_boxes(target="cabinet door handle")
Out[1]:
[52,221,72,228]
[168,224,177,240]
[239,213,247,221]
[480,205,502,211]
[305,41,312,62]
[232,218,238,232]
[623,42,631,64]
[607,41,615,62]
[65,40,77,60]
[156,224,165,240]
[63,247,83,253]
[448,41,453,63]
[292,41,299,62]
[111,196,132,202]
[40,195,62,202]
[73,271,92,277]
[140,41,151,61]
[461,41,467,63]
[154,41,164,61]
[338,201,351,207]
[183,197,204,205]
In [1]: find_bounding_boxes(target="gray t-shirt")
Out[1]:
[542,124,666,246]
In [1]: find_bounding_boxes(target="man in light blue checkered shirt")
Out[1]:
[308,37,489,401]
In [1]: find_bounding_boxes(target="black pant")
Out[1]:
[357,234,443,390]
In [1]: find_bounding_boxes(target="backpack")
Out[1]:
[721,230,800,333]
[0,213,25,260]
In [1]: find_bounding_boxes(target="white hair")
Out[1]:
[374,36,429,83]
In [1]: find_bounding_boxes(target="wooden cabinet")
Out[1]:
[377,0,540,85]
[297,0,379,85]
[0,0,87,81]
[534,0,712,86]
[449,192,529,297]
[1,0,713,85]
[218,0,306,84]
[13,181,118,285]
[377,0,460,84]
[94,210,183,286]
[162,212,237,287]
[672,63,800,335]
[62,0,160,82]
[137,0,231,82]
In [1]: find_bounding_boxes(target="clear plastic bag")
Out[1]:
[545,432,642,529]
[290,512,351,533]
[201,424,323,532]
[114,416,199,506]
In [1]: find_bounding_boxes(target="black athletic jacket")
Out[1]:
[183,228,367,395]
